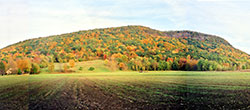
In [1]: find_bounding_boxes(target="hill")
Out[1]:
[0,25,250,74]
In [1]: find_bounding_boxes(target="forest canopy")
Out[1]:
[0,25,250,74]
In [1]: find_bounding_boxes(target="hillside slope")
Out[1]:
[0,25,250,72]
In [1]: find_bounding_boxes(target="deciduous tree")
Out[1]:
[30,63,40,74]
[48,62,55,73]
[69,59,75,68]
[0,61,5,75]
[17,58,31,74]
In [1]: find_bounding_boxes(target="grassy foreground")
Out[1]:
[0,71,249,110]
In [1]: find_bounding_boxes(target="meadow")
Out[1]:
[0,70,249,110]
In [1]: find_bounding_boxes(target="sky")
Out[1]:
[0,0,250,53]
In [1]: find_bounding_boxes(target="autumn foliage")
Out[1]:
[48,62,55,73]
[0,25,250,73]
[17,58,31,74]
[69,59,75,68]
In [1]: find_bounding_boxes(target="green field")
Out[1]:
[0,71,249,110]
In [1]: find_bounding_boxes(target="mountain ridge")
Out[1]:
[0,25,250,72]
[1,25,234,50]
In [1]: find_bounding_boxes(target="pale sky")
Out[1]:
[0,0,250,54]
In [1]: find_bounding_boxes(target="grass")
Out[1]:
[0,61,250,109]
[0,71,249,109]
[40,60,112,74]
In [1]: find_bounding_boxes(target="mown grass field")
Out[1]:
[0,71,249,110]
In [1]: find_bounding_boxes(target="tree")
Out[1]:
[48,62,55,73]
[198,59,218,71]
[63,63,68,72]
[103,54,107,60]
[6,58,18,74]
[172,60,179,70]
[0,61,5,75]
[58,57,64,72]
[208,61,218,71]
[17,68,22,75]
[197,59,206,71]
[185,59,198,71]
[69,59,75,68]
[232,64,237,71]
[128,58,136,71]
[108,57,118,71]
[135,56,143,71]
[152,60,158,71]
[242,65,247,70]
[178,58,187,70]
[30,63,40,74]
[17,58,31,74]
[145,59,151,71]
[165,62,171,70]
[158,61,165,71]
[119,62,127,70]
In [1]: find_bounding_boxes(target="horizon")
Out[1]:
[1,0,250,54]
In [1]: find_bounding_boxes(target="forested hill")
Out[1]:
[165,30,232,46]
[0,25,250,73]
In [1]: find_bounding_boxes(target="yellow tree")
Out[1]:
[119,62,127,70]
[48,62,55,73]
[69,59,75,68]
[17,58,31,74]
[7,58,18,74]
[63,63,68,72]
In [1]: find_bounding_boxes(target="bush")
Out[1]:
[242,65,247,70]
[78,58,83,62]
[88,67,95,71]
[30,63,40,74]
[79,67,83,71]
[18,69,22,75]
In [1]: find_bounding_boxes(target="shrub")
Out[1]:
[78,58,83,62]
[30,63,40,74]
[79,67,83,71]
[88,67,95,71]
[18,69,22,75]
[242,65,246,70]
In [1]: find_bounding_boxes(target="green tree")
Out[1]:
[0,61,5,75]
[165,62,171,70]
[152,60,158,71]
[172,60,179,70]
[158,61,165,71]
[30,63,40,74]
